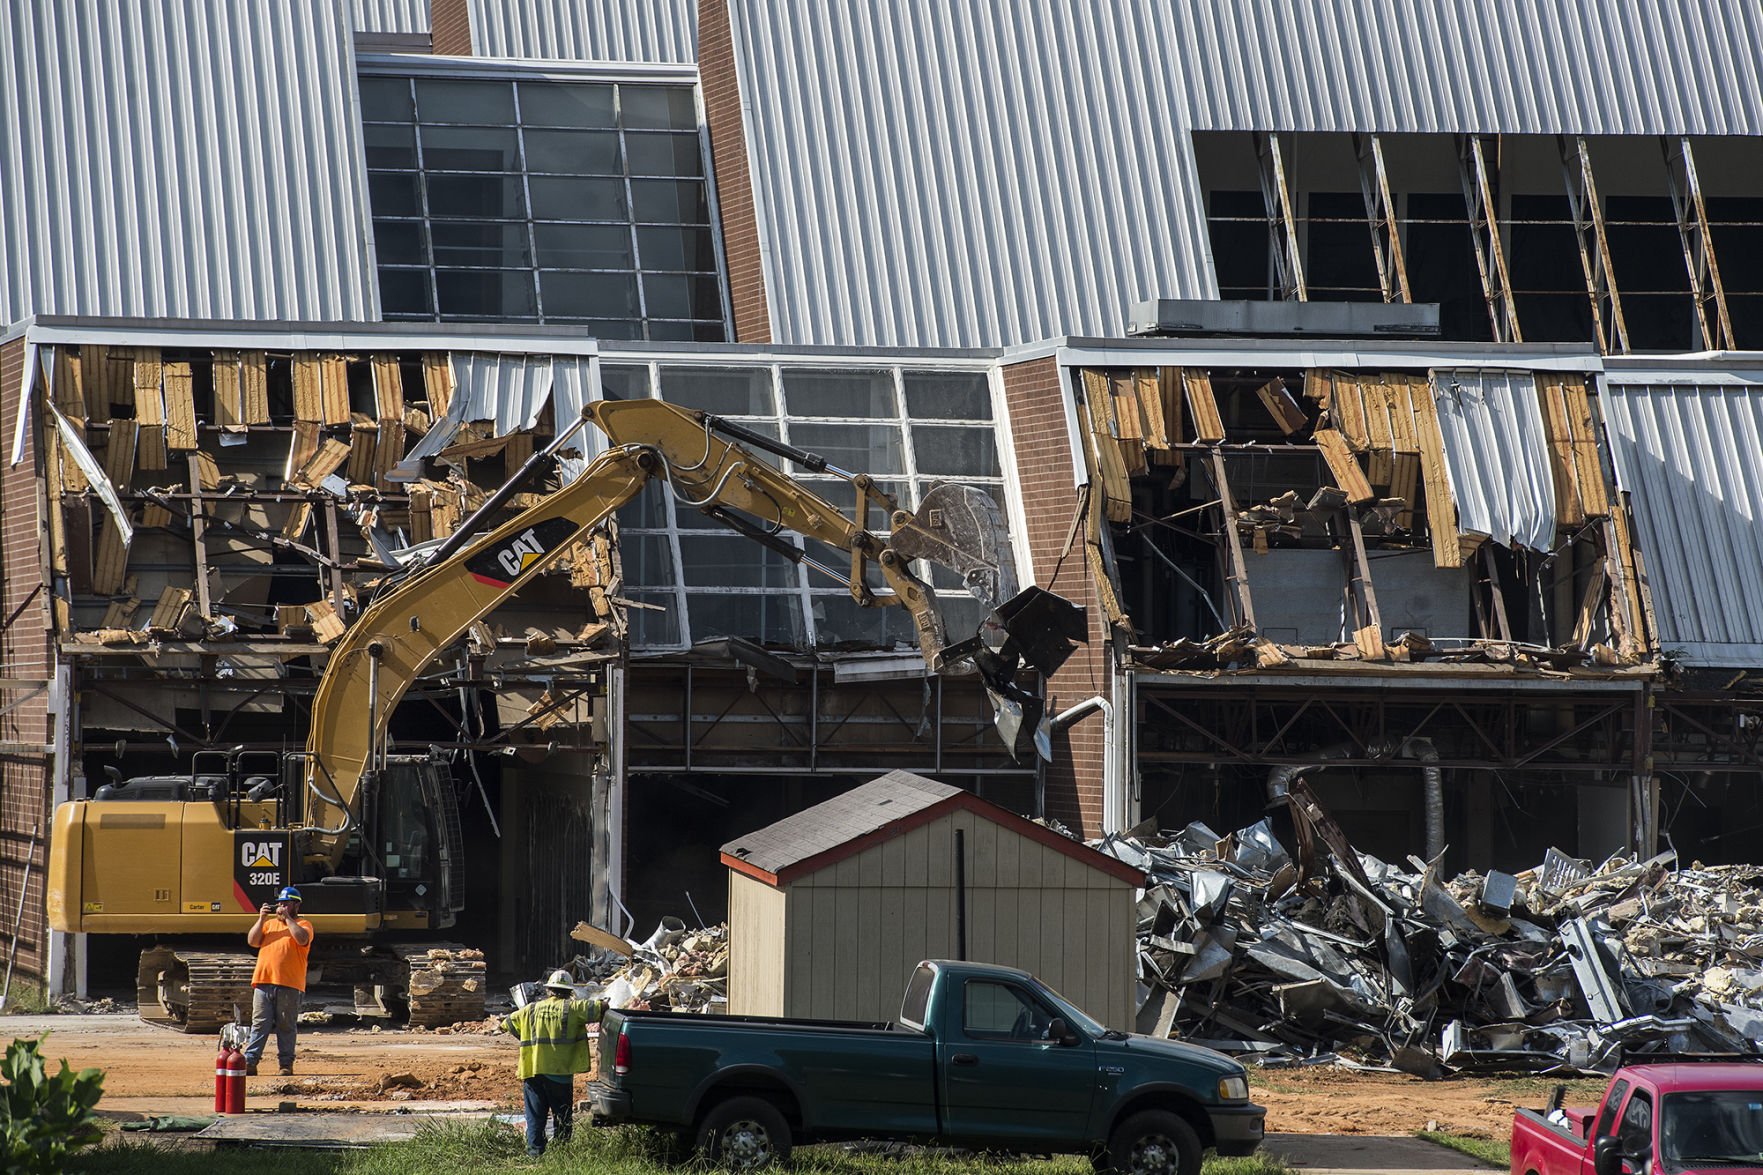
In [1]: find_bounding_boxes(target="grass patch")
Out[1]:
[1480,1076,1606,1103]
[1416,1131,1508,1169]
[2,979,57,1013]
[68,1119,1293,1175]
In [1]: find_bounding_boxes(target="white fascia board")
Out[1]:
[1054,340,1607,372]
[356,53,697,82]
[24,321,601,357]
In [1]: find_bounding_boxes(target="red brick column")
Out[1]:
[1000,357,1111,836]
[429,0,472,55]
[0,339,53,986]
[697,0,771,343]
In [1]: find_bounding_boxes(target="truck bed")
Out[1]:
[1510,1107,1593,1175]
[615,1008,898,1034]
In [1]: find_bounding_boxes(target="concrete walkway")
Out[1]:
[1264,1133,1496,1174]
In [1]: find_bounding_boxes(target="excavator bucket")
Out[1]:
[890,482,1020,608]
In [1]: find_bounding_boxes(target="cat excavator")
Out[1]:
[47,398,1082,1031]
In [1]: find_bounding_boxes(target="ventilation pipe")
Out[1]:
[1264,743,1358,801]
[1052,696,1118,833]
[1399,737,1445,862]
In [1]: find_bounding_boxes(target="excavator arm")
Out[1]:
[299,398,962,868]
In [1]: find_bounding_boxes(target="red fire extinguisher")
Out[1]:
[214,1038,229,1113]
[224,1042,247,1114]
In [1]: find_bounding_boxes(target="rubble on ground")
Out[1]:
[1096,779,1763,1075]
[51,994,126,1014]
[513,920,730,1015]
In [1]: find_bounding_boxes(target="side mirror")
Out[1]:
[1591,1135,1624,1175]
[1048,1017,1079,1046]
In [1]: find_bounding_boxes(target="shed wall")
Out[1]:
[727,870,787,1016]
[780,809,1134,1027]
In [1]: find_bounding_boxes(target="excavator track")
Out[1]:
[395,943,486,1027]
[137,947,257,1033]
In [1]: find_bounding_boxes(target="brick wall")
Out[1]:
[429,0,472,55]
[0,340,53,986]
[1001,357,1111,836]
[697,0,772,343]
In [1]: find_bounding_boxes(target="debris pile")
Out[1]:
[514,919,729,1015]
[1098,779,1762,1075]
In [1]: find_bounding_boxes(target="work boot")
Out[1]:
[279,1065,294,1076]
[246,1063,258,1077]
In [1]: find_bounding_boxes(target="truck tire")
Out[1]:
[697,1096,793,1170]
[1107,1110,1202,1175]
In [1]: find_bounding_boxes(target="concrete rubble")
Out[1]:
[512,918,729,1014]
[1094,778,1763,1075]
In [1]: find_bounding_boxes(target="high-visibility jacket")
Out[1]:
[506,995,608,1079]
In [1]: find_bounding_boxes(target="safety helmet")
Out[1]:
[276,886,303,903]
[544,969,574,993]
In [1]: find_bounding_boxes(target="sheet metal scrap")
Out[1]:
[1096,794,1763,1075]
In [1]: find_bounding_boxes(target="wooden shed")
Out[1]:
[721,770,1144,1027]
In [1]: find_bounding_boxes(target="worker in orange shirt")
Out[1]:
[243,885,314,1076]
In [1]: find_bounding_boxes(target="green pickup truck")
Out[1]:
[588,958,1265,1173]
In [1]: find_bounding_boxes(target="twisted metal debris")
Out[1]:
[1094,779,1763,1075]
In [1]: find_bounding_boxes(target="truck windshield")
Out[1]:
[1660,1090,1763,1167]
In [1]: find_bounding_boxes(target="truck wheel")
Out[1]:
[1107,1110,1201,1175]
[697,1096,792,1170]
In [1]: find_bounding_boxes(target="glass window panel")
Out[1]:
[625,132,704,177]
[540,271,639,319]
[659,366,774,416]
[811,595,919,649]
[678,535,799,588]
[803,539,885,591]
[642,272,722,321]
[577,319,644,340]
[530,176,626,221]
[617,480,669,529]
[519,81,616,128]
[685,593,804,647]
[368,171,421,217]
[415,78,514,124]
[426,173,526,219]
[377,268,432,317]
[934,595,987,642]
[645,319,726,342]
[419,124,520,172]
[625,591,681,647]
[637,226,717,272]
[373,220,427,266]
[435,268,538,319]
[632,179,708,224]
[621,533,676,587]
[903,371,992,420]
[523,128,621,174]
[364,122,417,169]
[782,369,897,418]
[620,86,697,130]
[598,364,651,402]
[788,423,905,475]
[911,425,999,476]
[534,222,633,269]
[359,76,414,122]
[430,221,530,268]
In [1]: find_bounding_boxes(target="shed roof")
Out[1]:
[719,769,1146,887]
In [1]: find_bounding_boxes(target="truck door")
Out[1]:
[1579,1079,1635,1175]
[938,977,1095,1146]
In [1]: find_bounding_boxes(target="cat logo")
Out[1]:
[240,841,283,869]
[465,517,577,589]
[496,528,547,578]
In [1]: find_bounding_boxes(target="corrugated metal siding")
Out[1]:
[724,1,1763,347]
[1600,381,1763,667]
[468,0,695,62]
[779,809,1134,1026]
[0,0,378,327]
[353,0,430,35]
[1171,0,1763,135]
[1431,369,1557,552]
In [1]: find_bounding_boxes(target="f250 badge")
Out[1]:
[465,517,578,589]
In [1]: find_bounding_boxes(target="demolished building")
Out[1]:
[4,1,1763,1003]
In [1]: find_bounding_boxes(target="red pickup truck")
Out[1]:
[1510,1062,1763,1175]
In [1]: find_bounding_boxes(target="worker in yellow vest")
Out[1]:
[505,969,638,1157]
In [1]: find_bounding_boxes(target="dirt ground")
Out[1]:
[5,1010,1606,1139]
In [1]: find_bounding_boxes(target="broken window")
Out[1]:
[359,70,727,340]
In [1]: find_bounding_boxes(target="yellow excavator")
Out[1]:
[47,398,1082,1030]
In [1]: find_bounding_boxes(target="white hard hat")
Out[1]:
[544,969,574,992]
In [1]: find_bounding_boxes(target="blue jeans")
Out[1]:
[523,1075,574,1155]
[244,983,301,1069]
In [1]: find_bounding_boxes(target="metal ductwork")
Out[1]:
[1264,743,1358,801]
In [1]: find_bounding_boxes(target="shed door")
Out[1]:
[939,978,1095,1146]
